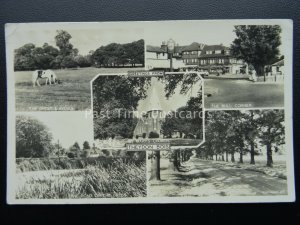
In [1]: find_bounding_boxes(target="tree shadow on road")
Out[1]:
[173,171,210,182]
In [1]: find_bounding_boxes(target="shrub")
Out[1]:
[148,131,159,139]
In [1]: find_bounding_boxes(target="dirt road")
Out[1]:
[148,158,287,197]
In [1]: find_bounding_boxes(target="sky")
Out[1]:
[145,22,237,47]
[17,112,94,149]
[137,77,201,114]
[7,20,285,56]
[145,20,285,54]
[8,23,144,55]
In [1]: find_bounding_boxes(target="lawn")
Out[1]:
[15,67,142,111]
[204,79,284,108]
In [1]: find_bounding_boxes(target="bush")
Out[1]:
[61,55,77,68]
[148,131,159,139]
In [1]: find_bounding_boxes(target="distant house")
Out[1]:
[145,42,185,71]
[270,58,284,75]
[146,41,245,74]
[198,45,245,74]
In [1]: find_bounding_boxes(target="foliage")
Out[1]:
[148,131,160,139]
[14,30,91,70]
[83,141,91,150]
[93,75,151,139]
[198,110,285,166]
[258,110,285,167]
[55,30,74,57]
[160,72,202,98]
[16,115,53,158]
[92,39,144,67]
[161,93,203,139]
[14,31,143,70]
[231,25,282,76]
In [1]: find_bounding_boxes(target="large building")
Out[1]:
[181,42,205,65]
[198,45,245,74]
[146,41,245,74]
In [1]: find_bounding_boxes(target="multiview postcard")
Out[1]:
[5,20,294,204]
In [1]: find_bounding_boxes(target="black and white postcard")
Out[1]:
[5,20,294,204]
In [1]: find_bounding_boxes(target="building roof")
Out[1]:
[145,85,163,112]
[272,59,284,66]
[174,45,187,53]
[199,45,231,58]
[147,44,187,54]
[202,45,229,52]
[147,45,166,53]
[182,42,205,52]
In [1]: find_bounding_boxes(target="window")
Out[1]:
[215,50,221,54]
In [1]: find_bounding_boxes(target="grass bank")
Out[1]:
[16,159,146,199]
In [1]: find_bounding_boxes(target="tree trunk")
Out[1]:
[180,150,185,162]
[177,151,181,167]
[266,143,273,167]
[250,141,255,164]
[239,150,243,163]
[222,154,224,161]
[150,151,161,180]
[215,154,218,161]
[173,150,181,171]
[226,151,228,162]
[231,152,235,162]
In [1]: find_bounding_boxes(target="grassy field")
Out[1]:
[15,67,142,111]
[204,79,284,108]
[16,158,146,199]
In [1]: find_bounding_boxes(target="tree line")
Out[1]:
[16,115,92,158]
[197,110,285,167]
[14,30,144,71]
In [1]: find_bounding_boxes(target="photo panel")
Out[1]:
[147,109,289,198]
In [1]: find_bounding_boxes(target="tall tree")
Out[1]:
[243,110,261,164]
[55,30,74,57]
[258,110,285,167]
[149,131,161,180]
[14,43,36,70]
[93,76,151,139]
[16,115,53,158]
[83,141,90,150]
[231,25,282,80]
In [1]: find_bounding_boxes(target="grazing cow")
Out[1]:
[32,70,58,87]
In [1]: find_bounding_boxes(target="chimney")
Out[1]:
[161,41,167,52]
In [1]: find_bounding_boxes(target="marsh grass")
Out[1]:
[16,159,146,199]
